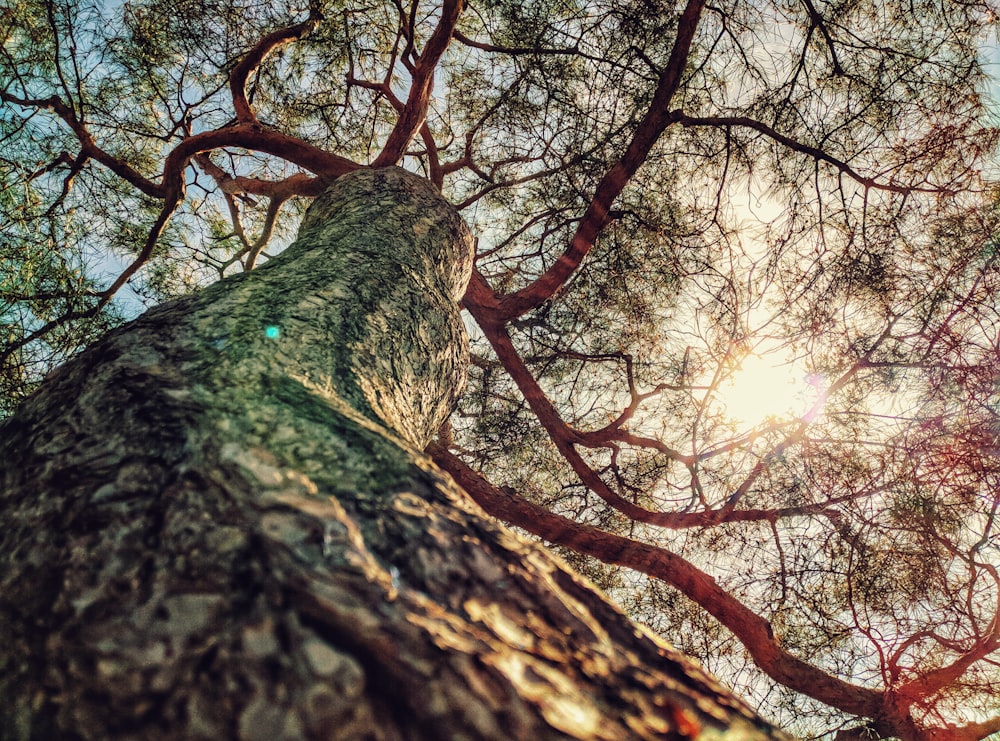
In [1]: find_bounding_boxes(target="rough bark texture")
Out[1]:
[0,168,788,741]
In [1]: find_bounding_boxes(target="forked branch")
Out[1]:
[372,0,464,168]
[675,113,946,194]
[0,91,163,198]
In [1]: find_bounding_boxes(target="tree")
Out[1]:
[0,165,786,739]
[1,0,999,738]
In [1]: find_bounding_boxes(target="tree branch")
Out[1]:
[94,123,359,296]
[674,113,947,194]
[466,306,854,528]
[244,195,287,270]
[195,153,325,199]
[893,563,1000,708]
[0,91,164,198]
[485,0,708,321]
[99,192,181,299]
[230,11,323,123]
[428,442,886,722]
[948,715,1000,741]
[800,0,844,75]
[371,0,464,168]
[162,123,361,187]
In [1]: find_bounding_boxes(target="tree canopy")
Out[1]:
[2,1,999,737]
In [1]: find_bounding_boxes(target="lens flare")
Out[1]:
[716,352,825,427]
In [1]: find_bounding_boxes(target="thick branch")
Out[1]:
[230,12,322,123]
[949,715,1000,741]
[429,443,886,722]
[483,0,707,322]
[371,0,464,168]
[195,154,325,199]
[0,92,357,202]
[164,123,361,184]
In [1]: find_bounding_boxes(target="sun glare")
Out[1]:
[715,352,825,427]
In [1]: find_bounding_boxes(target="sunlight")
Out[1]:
[715,351,826,427]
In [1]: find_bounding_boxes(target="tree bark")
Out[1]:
[0,168,788,740]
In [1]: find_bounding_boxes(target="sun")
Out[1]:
[715,351,825,427]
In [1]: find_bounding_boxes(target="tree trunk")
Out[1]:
[0,168,788,741]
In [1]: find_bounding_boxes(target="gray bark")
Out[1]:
[0,168,788,740]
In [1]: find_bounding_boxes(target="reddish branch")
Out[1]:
[100,123,361,299]
[24,150,75,182]
[466,298,856,528]
[471,0,708,322]
[10,115,361,303]
[163,124,360,185]
[345,68,446,188]
[428,442,887,723]
[195,155,322,269]
[459,0,947,324]
[194,154,326,199]
[229,11,322,123]
[1,91,162,198]
[371,0,464,168]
